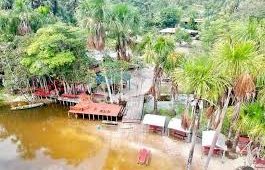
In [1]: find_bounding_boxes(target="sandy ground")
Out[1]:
[88,123,246,170]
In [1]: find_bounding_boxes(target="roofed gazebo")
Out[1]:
[202,130,227,155]
[167,118,189,141]
[142,114,168,134]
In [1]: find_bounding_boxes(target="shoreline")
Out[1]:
[0,94,246,170]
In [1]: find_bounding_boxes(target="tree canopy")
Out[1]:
[21,23,87,76]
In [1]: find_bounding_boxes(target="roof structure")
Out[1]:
[142,114,167,127]
[69,101,122,117]
[202,130,227,151]
[159,28,199,35]
[167,118,189,133]
[159,28,176,34]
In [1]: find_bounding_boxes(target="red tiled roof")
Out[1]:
[69,101,122,117]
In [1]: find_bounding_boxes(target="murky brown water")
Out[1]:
[0,104,180,170]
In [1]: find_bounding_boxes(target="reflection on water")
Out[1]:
[0,104,179,170]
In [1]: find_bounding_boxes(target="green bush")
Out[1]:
[175,28,192,45]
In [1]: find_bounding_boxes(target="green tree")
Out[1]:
[100,58,129,103]
[175,28,192,45]
[141,35,176,113]
[0,0,14,9]
[21,23,87,76]
[76,0,107,51]
[108,3,139,61]
[173,56,230,170]
[205,24,263,169]
[159,7,182,28]
[0,0,56,42]
[200,17,230,49]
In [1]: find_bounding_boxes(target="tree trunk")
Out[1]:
[63,80,66,94]
[116,35,129,61]
[228,101,241,139]
[204,89,232,170]
[152,66,160,113]
[48,76,58,96]
[232,129,240,150]
[104,73,113,103]
[120,70,123,99]
[87,84,91,94]
[186,99,200,170]
[171,82,178,102]
[213,108,221,129]
[207,109,218,130]
[51,0,58,15]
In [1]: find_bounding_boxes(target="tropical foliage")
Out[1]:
[21,23,87,76]
[0,0,264,169]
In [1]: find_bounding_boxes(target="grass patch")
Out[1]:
[159,108,176,118]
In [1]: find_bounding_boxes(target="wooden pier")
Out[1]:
[122,95,144,123]
[57,96,79,106]
[68,100,124,122]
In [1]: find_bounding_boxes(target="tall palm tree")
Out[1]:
[108,3,139,61]
[141,35,175,113]
[173,57,229,170]
[205,36,262,169]
[213,38,261,137]
[76,0,106,51]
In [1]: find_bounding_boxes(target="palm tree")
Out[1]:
[236,102,265,147]
[205,36,262,170]
[141,35,175,113]
[213,38,261,138]
[76,0,106,51]
[173,57,229,170]
[108,3,139,61]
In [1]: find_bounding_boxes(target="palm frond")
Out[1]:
[173,56,230,102]
[233,73,255,101]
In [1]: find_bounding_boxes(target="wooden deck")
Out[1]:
[122,95,144,123]
[57,97,80,105]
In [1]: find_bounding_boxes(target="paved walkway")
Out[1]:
[122,95,144,123]
[121,67,154,123]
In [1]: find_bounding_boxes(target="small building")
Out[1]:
[159,28,176,34]
[142,114,168,134]
[68,95,124,122]
[167,118,189,141]
[159,27,199,38]
[202,130,227,155]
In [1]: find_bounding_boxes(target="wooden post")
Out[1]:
[83,114,84,119]
[89,114,90,120]
[116,116,117,122]
[93,114,95,120]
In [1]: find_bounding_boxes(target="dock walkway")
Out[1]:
[122,95,144,123]
[121,67,153,123]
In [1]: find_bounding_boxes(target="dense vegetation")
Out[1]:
[0,0,264,169]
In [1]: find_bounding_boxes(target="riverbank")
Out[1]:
[0,101,246,170]
[0,88,42,106]
[91,122,245,170]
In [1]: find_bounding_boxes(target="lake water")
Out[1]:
[0,104,181,170]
